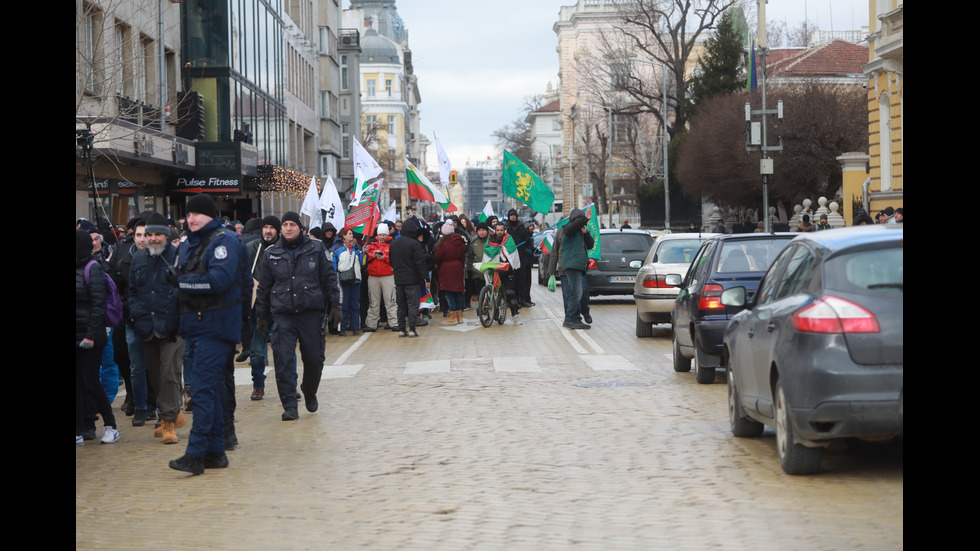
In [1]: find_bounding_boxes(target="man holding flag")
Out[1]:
[483,221,523,325]
[555,207,595,330]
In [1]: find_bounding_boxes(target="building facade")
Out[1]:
[864,0,903,212]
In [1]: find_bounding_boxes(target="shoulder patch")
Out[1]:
[214,245,228,259]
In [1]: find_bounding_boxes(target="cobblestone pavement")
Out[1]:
[76,269,903,550]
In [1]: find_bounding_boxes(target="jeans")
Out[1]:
[249,316,267,389]
[340,283,361,331]
[561,269,586,324]
[99,327,119,403]
[444,291,463,311]
[126,325,148,410]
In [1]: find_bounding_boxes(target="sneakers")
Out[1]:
[250,388,265,401]
[398,331,409,338]
[205,453,230,469]
[510,315,523,326]
[407,330,419,338]
[132,410,147,427]
[161,420,178,444]
[101,426,120,444]
[169,454,205,475]
[583,312,593,324]
[282,408,299,421]
[76,435,84,447]
[563,321,591,330]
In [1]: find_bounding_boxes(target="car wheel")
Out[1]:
[635,311,653,338]
[728,365,763,437]
[694,337,715,384]
[672,334,691,373]
[775,381,823,475]
[477,286,494,328]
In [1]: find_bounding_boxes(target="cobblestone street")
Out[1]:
[76,273,903,550]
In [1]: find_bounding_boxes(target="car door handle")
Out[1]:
[766,323,776,333]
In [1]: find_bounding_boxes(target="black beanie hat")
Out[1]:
[186,194,218,219]
[144,212,170,235]
[281,211,302,228]
[262,215,282,234]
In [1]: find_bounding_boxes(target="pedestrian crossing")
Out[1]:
[233,353,644,384]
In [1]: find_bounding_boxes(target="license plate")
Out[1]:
[610,276,635,283]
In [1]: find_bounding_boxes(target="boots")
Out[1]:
[441,311,457,326]
[161,420,178,444]
[155,411,185,437]
[455,311,464,324]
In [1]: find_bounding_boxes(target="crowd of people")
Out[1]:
[75,198,545,474]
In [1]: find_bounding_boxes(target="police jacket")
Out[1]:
[255,233,340,318]
[128,243,179,339]
[175,218,246,342]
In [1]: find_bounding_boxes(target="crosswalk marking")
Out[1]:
[322,364,364,379]
[404,359,451,374]
[493,356,542,373]
[580,354,639,371]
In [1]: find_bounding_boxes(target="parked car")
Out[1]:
[587,229,655,296]
[634,233,716,337]
[667,233,795,384]
[721,225,903,475]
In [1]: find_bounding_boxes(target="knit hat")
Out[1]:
[262,215,282,234]
[186,194,218,219]
[281,211,302,228]
[377,223,390,235]
[77,219,99,234]
[441,220,455,236]
[144,212,170,235]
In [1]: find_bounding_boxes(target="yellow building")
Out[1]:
[864,0,903,215]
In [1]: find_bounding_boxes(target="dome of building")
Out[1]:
[361,27,400,63]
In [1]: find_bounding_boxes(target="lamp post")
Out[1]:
[630,58,670,231]
[745,1,783,233]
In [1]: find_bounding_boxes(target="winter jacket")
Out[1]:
[175,218,246,342]
[389,218,429,286]
[76,256,108,347]
[256,233,340,318]
[128,243,180,339]
[365,238,394,277]
[331,241,365,285]
[434,233,467,293]
[560,209,594,273]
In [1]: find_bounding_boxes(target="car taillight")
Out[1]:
[588,258,598,269]
[698,284,725,310]
[642,274,670,288]
[792,296,880,333]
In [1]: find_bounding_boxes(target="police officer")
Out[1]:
[169,194,246,475]
[255,211,341,421]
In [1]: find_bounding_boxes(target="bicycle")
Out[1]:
[476,262,511,328]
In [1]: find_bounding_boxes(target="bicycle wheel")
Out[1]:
[495,288,508,325]
[477,285,494,328]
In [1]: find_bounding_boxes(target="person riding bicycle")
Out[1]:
[483,222,522,325]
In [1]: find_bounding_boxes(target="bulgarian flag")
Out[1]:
[482,233,521,271]
[540,232,553,255]
[478,201,494,223]
[419,291,435,310]
[406,157,451,209]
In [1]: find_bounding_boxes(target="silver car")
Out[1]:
[634,233,716,337]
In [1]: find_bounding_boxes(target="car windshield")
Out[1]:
[656,239,703,264]
[825,246,903,294]
[715,238,791,273]
[602,233,652,254]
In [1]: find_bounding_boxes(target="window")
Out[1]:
[340,55,348,91]
[318,27,331,55]
[387,149,396,170]
[367,79,376,96]
[387,115,395,133]
[365,115,377,129]
[320,91,330,119]
[341,123,350,159]
[385,79,392,96]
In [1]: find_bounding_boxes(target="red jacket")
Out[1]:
[365,238,394,277]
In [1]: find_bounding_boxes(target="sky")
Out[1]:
[390,0,870,171]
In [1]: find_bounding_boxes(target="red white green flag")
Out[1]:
[405,157,450,209]
[482,233,521,271]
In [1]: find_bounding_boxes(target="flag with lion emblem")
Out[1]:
[501,150,554,214]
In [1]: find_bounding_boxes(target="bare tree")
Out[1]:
[492,95,546,167]
[788,19,819,47]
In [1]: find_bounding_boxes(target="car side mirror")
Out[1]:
[720,287,746,308]
[629,260,642,269]
[665,273,683,287]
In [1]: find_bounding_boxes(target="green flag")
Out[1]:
[502,150,555,214]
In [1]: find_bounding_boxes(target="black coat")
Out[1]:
[128,244,180,338]
[256,233,340,318]
[389,218,429,286]
[76,256,108,347]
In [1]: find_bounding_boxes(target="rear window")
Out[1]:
[825,246,903,294]
[715,238,792,273]
[655,239,703,264]
[602,234,653,254]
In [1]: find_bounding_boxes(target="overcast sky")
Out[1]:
[390,0,870,171]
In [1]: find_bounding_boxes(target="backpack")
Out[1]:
[85,260,125,327]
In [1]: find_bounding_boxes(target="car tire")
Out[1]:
[728,365,763,437]
[635,311,653,338]
[672,335,691,373]
[775,380,823,475]
[694,337,715,384]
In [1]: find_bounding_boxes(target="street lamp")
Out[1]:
[630,57,670,232]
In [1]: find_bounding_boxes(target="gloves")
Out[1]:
[79,338,94,349]
[326,305,342,330]
[547,274,556,293]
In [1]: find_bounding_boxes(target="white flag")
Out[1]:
[478,201,494,223]
[315,174,345,231]
[300,177,320,219]
[352,137,383,182]
[433,131,452,189]
[382,200,397,223]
